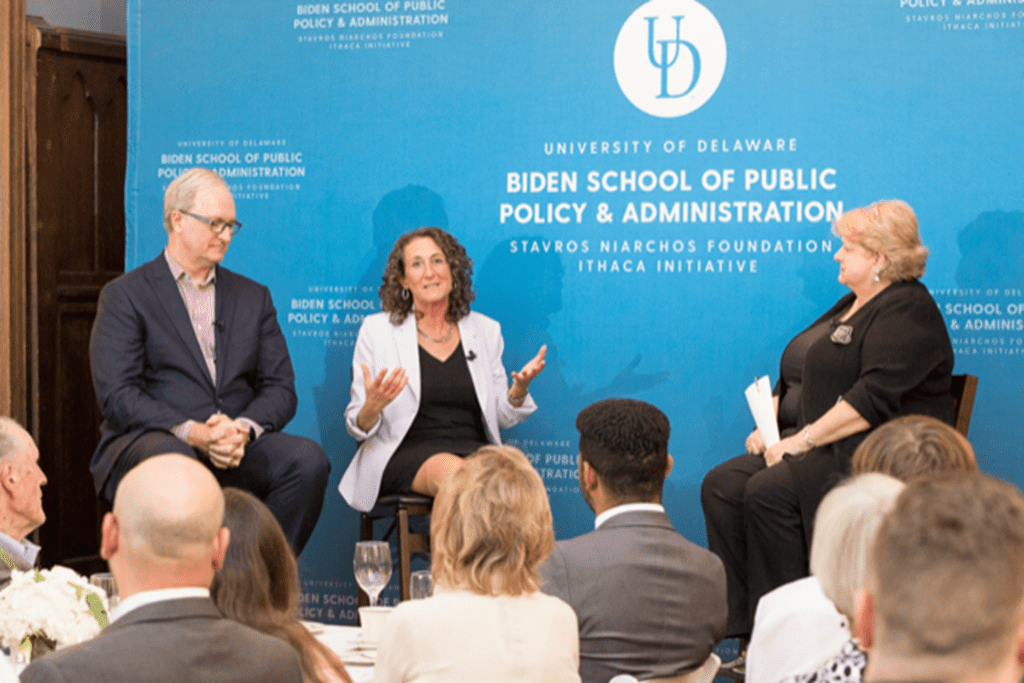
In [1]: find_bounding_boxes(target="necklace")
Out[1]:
[417,321,455,343]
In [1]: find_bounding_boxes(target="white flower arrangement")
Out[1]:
[0,566,108,653]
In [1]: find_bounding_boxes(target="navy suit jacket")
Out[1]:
[89,254,297,492]
[19,597,303,683]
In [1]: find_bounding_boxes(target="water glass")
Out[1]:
[409,570,432,599]
[353,541,392,607]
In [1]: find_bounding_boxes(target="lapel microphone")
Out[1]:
[467,350,476,361]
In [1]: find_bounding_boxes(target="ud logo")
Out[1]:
[614,0,727,118]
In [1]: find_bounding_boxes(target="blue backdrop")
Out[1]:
[126,0,1024,622]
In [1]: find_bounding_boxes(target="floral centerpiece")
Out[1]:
[0,566,108,660]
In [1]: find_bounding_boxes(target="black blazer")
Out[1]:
[778,279,954,534]
[19,597,303,683]
[88,254,297,491]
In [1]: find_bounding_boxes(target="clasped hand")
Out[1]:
[191,413,249,469]
[746,429,808,467]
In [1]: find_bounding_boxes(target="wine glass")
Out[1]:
[89,572,119,609]
[353,541,392,607]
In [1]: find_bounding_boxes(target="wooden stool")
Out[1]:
[358,494,433,605]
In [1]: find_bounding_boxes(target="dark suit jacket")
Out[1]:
[89,254,298,492]
[539,509,728,683]
[19,597,303,683]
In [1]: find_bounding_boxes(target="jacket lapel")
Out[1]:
[459,316,488,414]
[396,314,420,403]
[148,256,215,390]
[214,266,233,391]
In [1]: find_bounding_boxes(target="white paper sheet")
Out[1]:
[745,375,780,447]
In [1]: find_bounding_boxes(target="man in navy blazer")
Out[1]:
[539,399,728,683]
[89,168,329,553]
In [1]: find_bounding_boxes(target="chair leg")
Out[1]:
[398,506,412,601]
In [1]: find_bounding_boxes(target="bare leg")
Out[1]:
[411,452,465,497]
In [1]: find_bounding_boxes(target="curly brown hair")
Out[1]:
[379,227,475,324]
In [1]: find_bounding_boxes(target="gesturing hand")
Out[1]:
[361,364,408,413]
[511,345,547,393]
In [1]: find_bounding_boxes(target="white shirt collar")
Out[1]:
[0,530,39,568]
[594,502,665,529]
[112,587,210,622]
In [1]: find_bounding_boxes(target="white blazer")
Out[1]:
[338,311,537,512]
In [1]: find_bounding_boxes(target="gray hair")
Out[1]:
[163,168,229,233]
[0,417,28,463]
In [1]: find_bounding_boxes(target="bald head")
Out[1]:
[113,454,225,565]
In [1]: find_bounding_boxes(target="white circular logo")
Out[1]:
[614,0,727,118]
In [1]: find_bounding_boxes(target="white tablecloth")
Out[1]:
[311,623,375,683]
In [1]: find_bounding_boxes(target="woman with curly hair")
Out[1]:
[211,488,352,683]
[339,227,546,512]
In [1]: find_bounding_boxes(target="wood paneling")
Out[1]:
[28,18,125,567]
[1,0,28,423]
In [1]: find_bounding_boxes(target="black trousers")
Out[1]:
[100,429,330,555]
[700,452,809,638]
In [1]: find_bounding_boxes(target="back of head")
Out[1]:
[211,488,299,623]
[870,472,1024,669]
[431,445,553,596]
[209,489,341,683]
[163,168,228,232]
[852,414,977,481]
[810,473,904,621]
[575,398,670,501]
[113,454,224,572]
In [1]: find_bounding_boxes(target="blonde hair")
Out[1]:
[430,445,554,596]
[832,200,928,281]
[163,168,229,232]
[810,473,904,621]
[852,415,977,481]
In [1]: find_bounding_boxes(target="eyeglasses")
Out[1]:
[181,211,242,236]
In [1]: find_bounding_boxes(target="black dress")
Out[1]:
[700,279,954,637]
[379,341,488,496]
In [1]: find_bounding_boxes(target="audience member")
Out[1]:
[89,167,329,553]
[211,488,352,683]
[856,472,1024,683]
[374,445,580,683]
[0,417,46,589]
[747,473,903,683]
[539,398,727,683]
[851,414,976,479]
[20,454,303,683]
[746,414,978,683]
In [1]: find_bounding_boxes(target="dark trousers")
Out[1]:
[700,453,809,638]
[100,429,330,555]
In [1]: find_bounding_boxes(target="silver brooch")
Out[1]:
[831,324,853,345]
